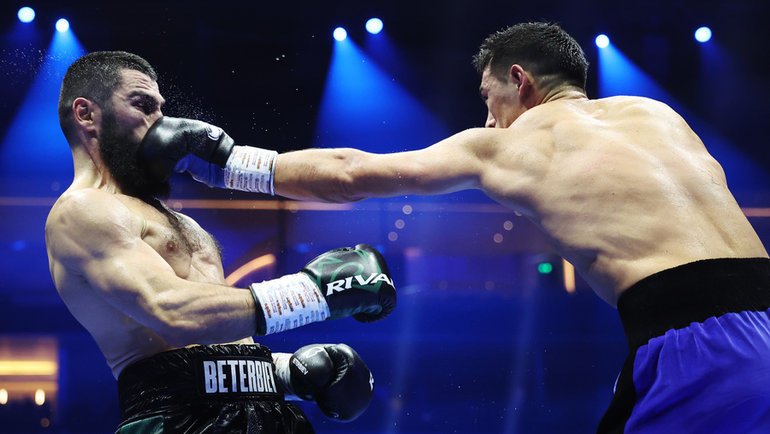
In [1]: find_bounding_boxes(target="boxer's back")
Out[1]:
[484,95,768,304]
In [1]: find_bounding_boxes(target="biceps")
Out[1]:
[81,243,180,323]
[365,146,481,196]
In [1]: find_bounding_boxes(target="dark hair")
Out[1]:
[472,22,588,92]
[58,51,157,141]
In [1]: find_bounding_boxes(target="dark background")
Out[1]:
[1,1,769,432]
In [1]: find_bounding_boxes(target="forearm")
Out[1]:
[273,148,371,202]
[134,277,258,347]
[273,147,424,203]
[149,280,258,347]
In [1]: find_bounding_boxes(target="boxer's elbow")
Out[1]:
[330,149,391,203]
[157,318,231,348]
[150,307,203,347]
[311,149,374,203]
[157,326,198,348]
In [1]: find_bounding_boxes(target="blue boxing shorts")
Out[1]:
[116,343,314,434]
[597,257,770,434]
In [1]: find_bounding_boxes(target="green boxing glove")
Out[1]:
[248,244,396,335]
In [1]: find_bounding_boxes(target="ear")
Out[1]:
[72,97,98,133]
[508,64,535,99]
[508,64,524,85]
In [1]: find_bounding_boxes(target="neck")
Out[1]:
[539,86,587,104]
[70,141,121,194]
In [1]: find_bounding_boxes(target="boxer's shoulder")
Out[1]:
[46,188,146,262]
[49,189,140,233]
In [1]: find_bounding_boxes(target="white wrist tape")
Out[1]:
[250,273,330,336]
[224,145,278,195]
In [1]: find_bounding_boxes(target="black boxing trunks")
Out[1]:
[597,257,770,434]
[116,344,314,434]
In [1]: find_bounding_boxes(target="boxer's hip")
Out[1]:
[617,257,770,351]
[117,343,313,433]
[598,257,770,433]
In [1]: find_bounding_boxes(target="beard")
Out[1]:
[98,109,171,201]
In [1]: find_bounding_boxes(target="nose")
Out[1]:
[485,111,496,128]
[149,109,163,124]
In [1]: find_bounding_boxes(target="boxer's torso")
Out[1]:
[482,95,768,305]
[46,189,252,377]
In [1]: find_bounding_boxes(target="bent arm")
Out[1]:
[47,190,256,347]
[273,128,502,203]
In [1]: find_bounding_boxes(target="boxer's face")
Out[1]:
[480,66,521,129]
[97,69,170,199]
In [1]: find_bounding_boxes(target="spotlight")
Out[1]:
[333,27,347,41]
[17,7,35,23]
[694,26,712,43]
[55,18,70,33]
[366,18,383,34]
[595,34,610,49]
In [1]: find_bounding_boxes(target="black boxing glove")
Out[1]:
[288,344,374,422]
[139,116,278,194]
[248,244,396,335]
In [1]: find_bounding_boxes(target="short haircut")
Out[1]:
[473,22,588,92]
[58,51,157,142]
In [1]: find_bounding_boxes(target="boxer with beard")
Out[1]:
[45,51,395,433]
[98,103,171,201]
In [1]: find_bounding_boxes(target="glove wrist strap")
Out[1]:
[272,352,302,400]
[224,145,278,195]
[249,273,330,336]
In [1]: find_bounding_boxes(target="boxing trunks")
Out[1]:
[597,257,770,433]
[116,344,314,434]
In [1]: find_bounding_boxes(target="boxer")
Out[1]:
[146,23,770,433]
[46,51,395,432]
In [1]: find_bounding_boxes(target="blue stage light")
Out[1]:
[366,18,383,34]
[333,27,347,41]
[17,7,35,23]
[695,26,712,43]
[55,18,70,33]
[595,34,610,49]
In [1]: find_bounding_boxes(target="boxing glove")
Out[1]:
[139,116,278,194]
[289,344,374,422]
[248,244,396,335]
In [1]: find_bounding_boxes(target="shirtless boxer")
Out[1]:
[150,23,770,433]
[45,51,396,433]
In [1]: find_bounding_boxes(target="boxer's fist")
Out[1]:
[289,344,374,422]
[248,244,395,335]
[301,244,396,322]
[139,116,234,183]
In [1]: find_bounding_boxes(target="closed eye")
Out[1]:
[137,98,157,114]
[130,93,163,114]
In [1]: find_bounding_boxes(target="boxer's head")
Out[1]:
[59,51,170,199]
[473,22,588,128]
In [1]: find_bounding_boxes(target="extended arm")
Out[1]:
[137,117,505,203]
[274,128,496,202]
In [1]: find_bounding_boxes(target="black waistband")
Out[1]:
[118,344,284,422]
[617,257,770,351]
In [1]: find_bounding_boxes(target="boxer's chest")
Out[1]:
[119,196,224,282]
